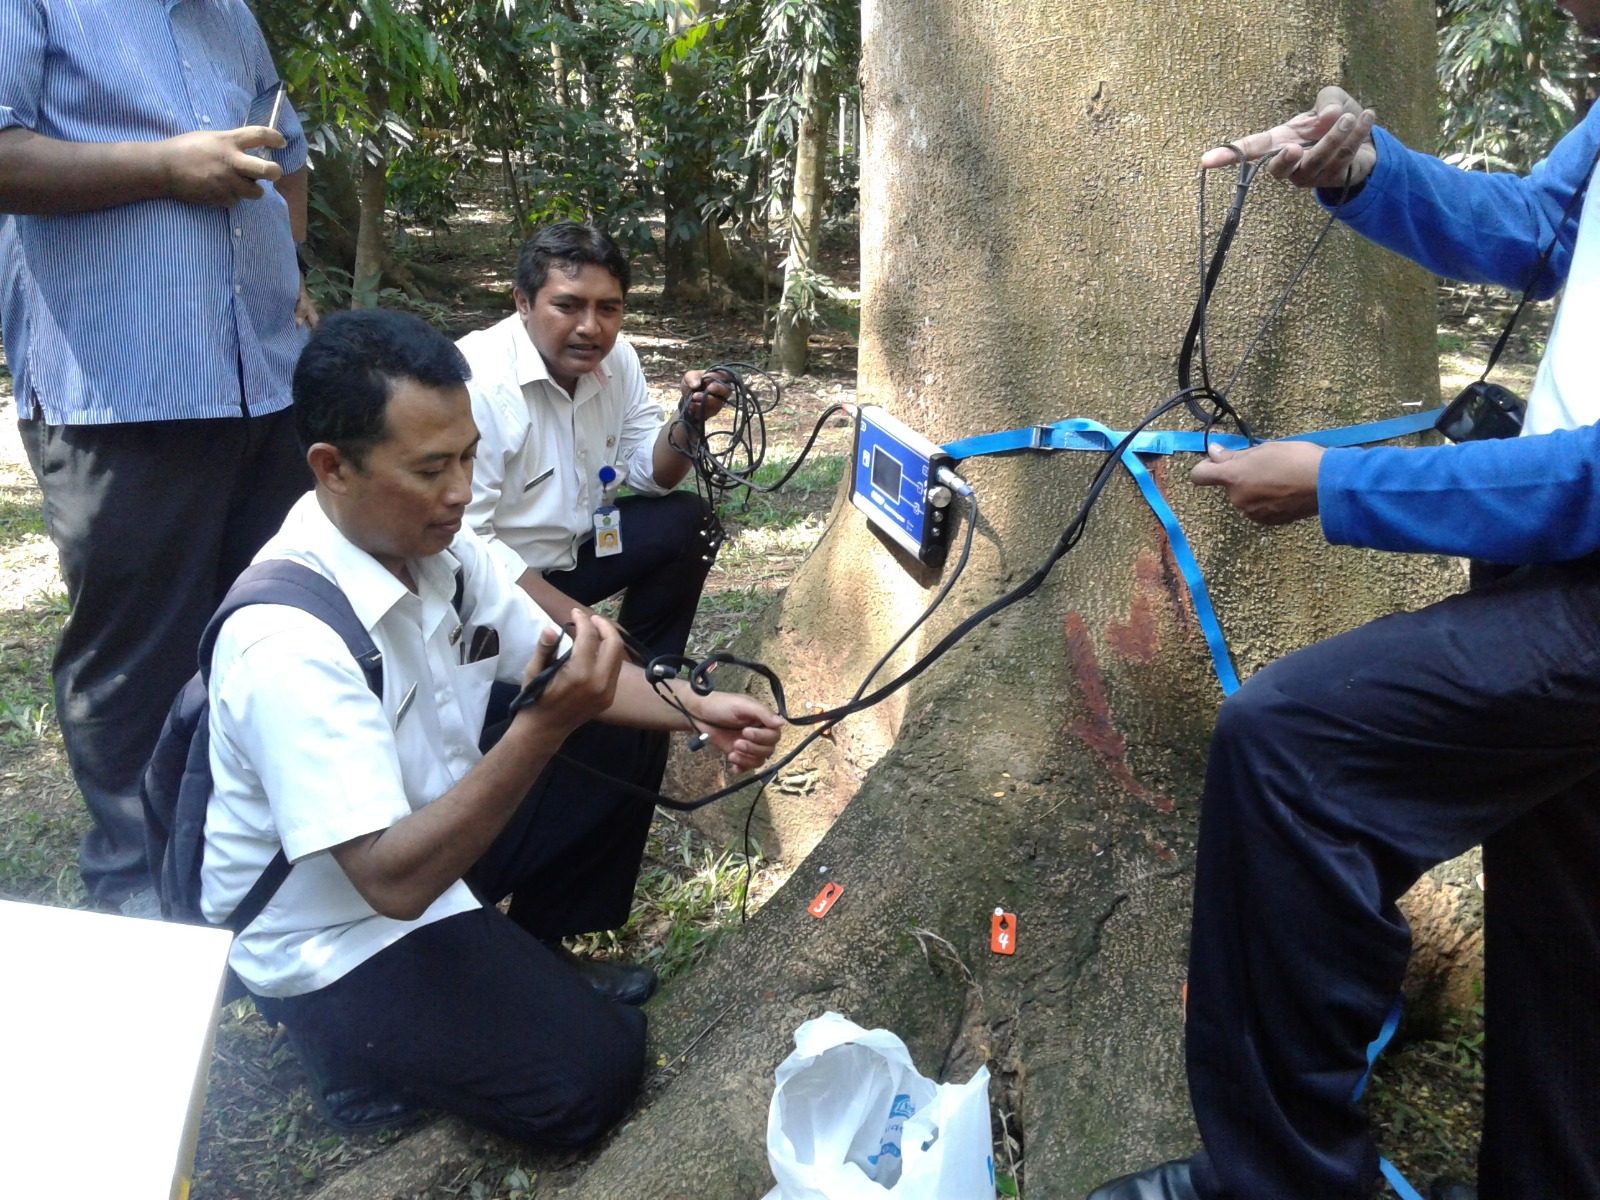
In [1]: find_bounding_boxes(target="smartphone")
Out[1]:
[245,85,286,160]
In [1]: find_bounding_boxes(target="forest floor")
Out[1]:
[0,195,1546,1197]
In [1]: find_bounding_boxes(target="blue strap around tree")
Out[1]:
[941,408,1441,695]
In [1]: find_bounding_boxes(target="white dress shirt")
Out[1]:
[1525,184,1600,435]
[456,315,671,577]
[200,494,565,998]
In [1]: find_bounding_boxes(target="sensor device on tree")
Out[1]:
[849,405,957,567]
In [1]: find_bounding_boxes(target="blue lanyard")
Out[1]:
[942,408,1442,695]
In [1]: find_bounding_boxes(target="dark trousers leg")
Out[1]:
[1184,561,1600,1200]
[469,718,662,938]
[20,411,310,906]
[262,908,646,1147]
[261,722,660,1145]
[1478,784,1600,1199]
[545,490,713,662]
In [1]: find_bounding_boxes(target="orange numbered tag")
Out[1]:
[990,908,1017,955]
[808,882,843,918]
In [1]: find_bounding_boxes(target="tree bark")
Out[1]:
[351,82,390,310]
[770,65,831,374]
[578,2,1445,1196]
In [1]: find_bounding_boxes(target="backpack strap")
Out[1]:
[203,559,385,934]
[200,559,384,693]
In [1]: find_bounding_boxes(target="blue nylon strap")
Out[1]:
[1353,998,1404,1103]
[940,408,1442,694]
[941,408,1438,460]
[950,401,1439,1199]
[1354,1001,1426,1200]
[1380,1159,1428,1200]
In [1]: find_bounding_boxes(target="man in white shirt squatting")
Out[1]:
[200,309,783,1142]
[456,221,733,667]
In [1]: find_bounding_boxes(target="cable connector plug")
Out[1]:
[933,464,974,498]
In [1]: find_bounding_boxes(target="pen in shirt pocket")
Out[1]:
[523,466,555,493]
[462,625,500,664]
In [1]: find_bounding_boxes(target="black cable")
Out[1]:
[1181,148,1355,451]
[730,484,980,913]
[662,362,844,562]
[648,393,1206,814]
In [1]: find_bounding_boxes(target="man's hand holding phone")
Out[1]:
[159,126,286,207]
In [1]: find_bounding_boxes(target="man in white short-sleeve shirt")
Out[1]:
[456,221,732,665]
[200,309,782,1143]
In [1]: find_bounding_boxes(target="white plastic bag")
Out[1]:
[763,1011,995,1200]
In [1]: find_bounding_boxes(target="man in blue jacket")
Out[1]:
[1086,20,1600,1200]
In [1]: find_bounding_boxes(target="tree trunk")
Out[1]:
[351,82,390,310]
[565,2,1444,1197]
[770,65,831,374]
[352,148,388,309]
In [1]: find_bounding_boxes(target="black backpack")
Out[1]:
[141,560,384,935]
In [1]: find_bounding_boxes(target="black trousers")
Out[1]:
[1184,560,1600,1200]
[20,411,310,908]
[260,720,660,1147]
[545,490,714,663]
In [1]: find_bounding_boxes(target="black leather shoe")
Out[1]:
[1428,1180,1477,1200]
[547,941,658,1006]
[281,1025,424,1134]
[1084,1160,1199,1200]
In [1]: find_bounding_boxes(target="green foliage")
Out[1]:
[257,0,458,157]
[749,0,858,161]
[1437,0,1600,170]
[253,0,864,293]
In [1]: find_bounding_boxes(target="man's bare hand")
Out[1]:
[295,275,319,329]
[680,368,733,424]
[1190,440,1325,526]
[159,126,285,207]
[1200,86,1376,191]
[692,693,785,774]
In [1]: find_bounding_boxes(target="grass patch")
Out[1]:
[0,804,83,903]
[1365,1002,1484,1187]
[0,487,44,549]
[748,452,846,495]
[0,570,78,907]
[0,598,63,751]
[572,819,763,983]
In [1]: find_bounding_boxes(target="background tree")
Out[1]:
[256,0,458,307]
[756,0,859,373]
[555,1,1449,1196]
[1438,0,1600,169]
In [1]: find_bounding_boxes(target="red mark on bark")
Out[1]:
[1145,458,1195,627]
[1106,552,1162,663]
[1063,612,1175,813]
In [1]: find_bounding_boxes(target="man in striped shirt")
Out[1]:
[0,1,313,912]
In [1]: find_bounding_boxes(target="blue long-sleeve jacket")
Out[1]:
[1314,111,1600,562]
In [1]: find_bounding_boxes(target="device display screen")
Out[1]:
[871,445,904,500]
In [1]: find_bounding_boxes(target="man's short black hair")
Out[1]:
[514,221,631,300]
[293,309,471,468]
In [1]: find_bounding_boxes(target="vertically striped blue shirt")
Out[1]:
[0,0,308,424]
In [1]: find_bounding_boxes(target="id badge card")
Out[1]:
[593,504,623,557]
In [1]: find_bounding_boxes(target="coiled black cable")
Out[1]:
[663,361,845,558]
